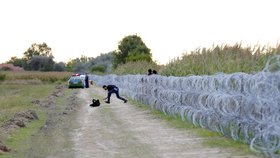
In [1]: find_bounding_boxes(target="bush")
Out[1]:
[91,65,106,73]
[0,66,12,71]
[0,73,6,81]
[53,62,66,71]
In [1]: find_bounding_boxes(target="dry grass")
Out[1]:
[1,71,72,83]
[113,60,162,75]
[160,43,280,76]
[109,43,280,76]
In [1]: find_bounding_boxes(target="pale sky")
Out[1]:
[0,0,280,65]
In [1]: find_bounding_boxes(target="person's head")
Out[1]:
[102,85,107,90]
[152,70,157,74]
[148,69,152,75]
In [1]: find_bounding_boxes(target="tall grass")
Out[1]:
[113,61,162,75]
[160,43,280,76]
[110,43,280,76]
[1,71,72,83]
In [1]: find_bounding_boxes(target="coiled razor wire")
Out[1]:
[90,55,280,158]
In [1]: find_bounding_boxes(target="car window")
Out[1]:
[69,76,82,81]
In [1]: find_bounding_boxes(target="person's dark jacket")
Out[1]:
[106,85,118,91]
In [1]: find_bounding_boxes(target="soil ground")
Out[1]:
[71,86,265,158]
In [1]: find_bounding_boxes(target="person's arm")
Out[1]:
[103,92,109,100]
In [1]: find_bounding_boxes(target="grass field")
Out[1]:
[0,71,71,125]
[0,71,72,83]
[0,83,55,125]
[0,71,74,157]
[0,82,55,157]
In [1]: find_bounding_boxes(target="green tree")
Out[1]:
[27,55,54,71]
[23,43,53,60]
[66,55,93,72]
[113,35,152,68]
[88,52,113,73]
[53,62,66,71]
[23,43,55,71]
[6,56,28,69]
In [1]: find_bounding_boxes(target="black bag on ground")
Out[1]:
[89,99,100,107]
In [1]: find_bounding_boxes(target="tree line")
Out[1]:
[5,35,154,73]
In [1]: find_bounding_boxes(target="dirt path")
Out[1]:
[72,86,262,158]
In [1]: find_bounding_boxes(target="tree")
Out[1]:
[27,55,54,71]
[6,56,28,69]
[89,52,114,73]
[113,35,152,68]
[53,62,66,71]
[66,55,93,72]
[23,43,55,71]
[23,43,53,60]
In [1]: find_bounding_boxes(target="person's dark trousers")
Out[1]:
[107,89,126,102]
[85,81,89,88]
[85,77,89,88]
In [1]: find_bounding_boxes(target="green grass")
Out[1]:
[0,83,55,125]
[0,79,64,157]
[0,81,78,158]
[0,73,6,81]
[1,110,47,158]
[20,89,78,158]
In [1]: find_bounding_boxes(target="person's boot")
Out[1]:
[124,99,127,103]
[105,101,110,104]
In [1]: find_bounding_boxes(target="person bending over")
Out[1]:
[102,85,127,104]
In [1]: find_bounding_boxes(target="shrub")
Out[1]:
[91,65,106,73]
[0,73,6,81]
[0,66,12,71]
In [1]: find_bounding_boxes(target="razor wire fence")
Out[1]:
[90,56,280,158]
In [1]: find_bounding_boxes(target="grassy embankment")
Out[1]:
[0,71,74,157]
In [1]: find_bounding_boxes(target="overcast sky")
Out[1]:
[0,0,279,65]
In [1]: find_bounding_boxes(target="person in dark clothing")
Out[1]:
[147,69,153,75]
[102,85,127,104]
[85,73,89,88]
[152,70,158,74]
